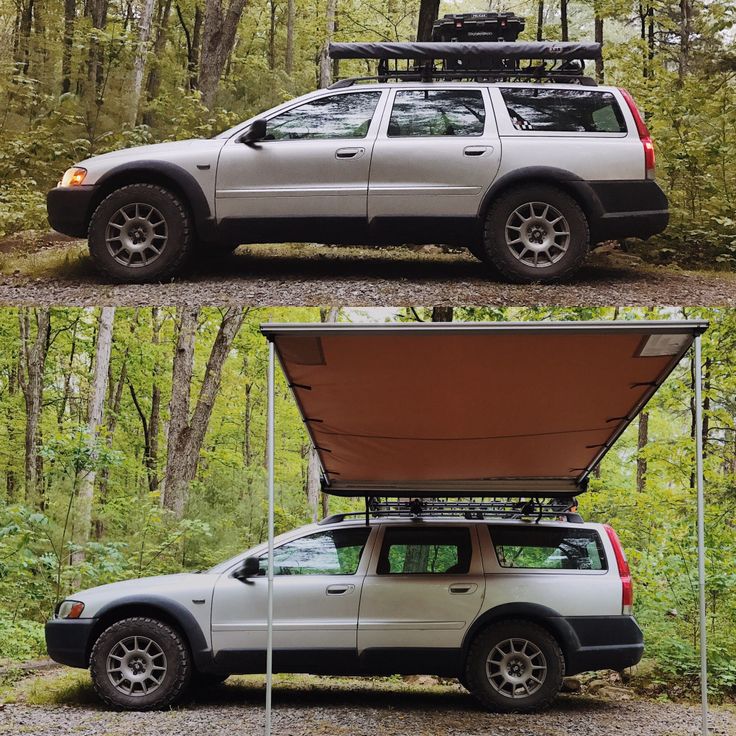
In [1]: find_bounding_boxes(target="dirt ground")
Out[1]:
[0,234,733,306]
[2,672,735,736]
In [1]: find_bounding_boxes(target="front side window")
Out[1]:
[500,88,626,133]
[377,527,472,574]
[265,92,381,140]
[388,90,486,137]
[259,528,371,575]
[491,526,607,570]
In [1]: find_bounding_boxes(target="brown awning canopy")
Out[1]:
[260,321,707,497]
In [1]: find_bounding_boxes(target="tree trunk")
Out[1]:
[536,0,544,41]
[594,15,604,83]
[268,0,276,70]
[560,0,568,41]
[416,0,439,41]
[5,353,20,502]
[198,0,249,108]
[285,0,295,73]
[72,307,114,565]
[61,0,75,93]
[130,0,156,123]
[679,0,691,80]
[162,308,246,519]
[636,411,648,491]
[148,307,163,492]
[18,308,50,508]
[431,306,453,322]
[318,0,337,87]
[142,0,173,125]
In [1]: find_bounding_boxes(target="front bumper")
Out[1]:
[563,615,644,675]
[573,180,669,243]
[46,185,98,238]
[45,618,97,668]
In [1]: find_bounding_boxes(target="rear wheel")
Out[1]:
[482,184,589,283]
[465,620,564,712]
[88,184,194,282]
[89,616,192,710]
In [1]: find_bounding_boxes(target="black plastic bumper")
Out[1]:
[572,179,669,243]
[45,618,97,668]
[46,186,98,238]
[563,615,644,675]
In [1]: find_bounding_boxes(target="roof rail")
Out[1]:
[328,41,600,86]
[318,496,583,525]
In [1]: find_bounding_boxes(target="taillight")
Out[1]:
[619,87,656,180]
[604,524,633,615]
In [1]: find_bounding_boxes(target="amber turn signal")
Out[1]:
[60,167,87,187]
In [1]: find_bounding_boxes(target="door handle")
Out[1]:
[326,584,355,595]
[463,146,492,157]
[336,147,365,160]
[449,583,478,594]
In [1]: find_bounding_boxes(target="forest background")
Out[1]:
[0,305,733,700]
[0,0,735,266]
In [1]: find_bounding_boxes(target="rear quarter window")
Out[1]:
[500,88,626,133]
[490,526,607,570]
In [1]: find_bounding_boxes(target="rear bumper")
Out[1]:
[563,615,644,675]
[46,186,98,238]
[572,180,669,243]
[45,618,97,668]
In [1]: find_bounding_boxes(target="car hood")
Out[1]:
[78,139,222,167]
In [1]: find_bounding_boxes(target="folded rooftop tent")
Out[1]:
[260,320,707,498]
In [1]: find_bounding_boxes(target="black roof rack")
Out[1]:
[318,496,584,526]
[328,41,600,87]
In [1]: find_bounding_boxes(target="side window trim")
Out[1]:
[261,90,386,142]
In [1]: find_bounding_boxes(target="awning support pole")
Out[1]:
[265,341,275,736]
[694,334,708,736]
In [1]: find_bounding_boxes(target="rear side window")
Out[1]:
[500,88,626,133]
[490,526,607,570]
[378,527,472,574]
[388,90,486,137]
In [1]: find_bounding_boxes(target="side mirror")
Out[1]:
[242,119,267,145]
[233,556,260,583]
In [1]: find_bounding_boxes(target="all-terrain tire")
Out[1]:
[89,616,192,710]
[483,184,589,283]
[464,620,564,713]
[88,184,194,283]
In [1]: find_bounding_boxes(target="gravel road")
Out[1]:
[0,241,733,306]
[2,679,734,736]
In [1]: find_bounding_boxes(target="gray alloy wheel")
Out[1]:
[105,202,168,268]
[485,637,548,699]
[504,201,570,269]
[106,634,168,697]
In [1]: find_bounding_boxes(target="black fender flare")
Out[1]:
[479,166,605,226]
[461,602,581,667]
[91,594,214,671]
[93,161,215,241]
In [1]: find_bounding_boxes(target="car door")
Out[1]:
[367,87,501,222]
[211,526,374,669]
[215,90,387,225]
[357,524,485,657]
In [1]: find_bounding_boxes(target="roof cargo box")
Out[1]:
[431,12,525,44]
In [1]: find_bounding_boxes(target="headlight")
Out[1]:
[57,600,85,619]
[59,167,87,187]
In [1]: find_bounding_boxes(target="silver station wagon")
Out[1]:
[47,41,667,283]
[46,504,642,713]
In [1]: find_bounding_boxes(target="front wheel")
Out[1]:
[88,183,194,282]
[482,185,589,283]
[89,616,192,710]
[464,620,564,712]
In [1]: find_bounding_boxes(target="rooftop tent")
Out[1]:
[261,321,707,498]
[259,320,710,736]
